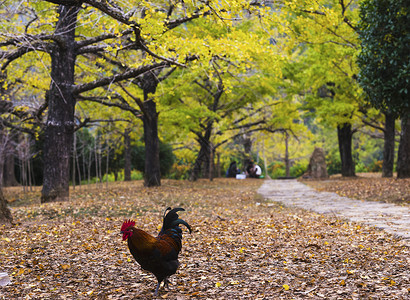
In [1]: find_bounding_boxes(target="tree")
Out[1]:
[358,0,410,178]
[0,188,12,224]
[0,123,12,224]
[275,0,363,177]
[76,2,283,184]
[40,5,79,202]
[1,1,185,199]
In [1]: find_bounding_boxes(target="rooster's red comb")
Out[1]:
[121,219,135,231]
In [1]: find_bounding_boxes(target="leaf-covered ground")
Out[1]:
[302,173,410,205]
[1,178,409,299]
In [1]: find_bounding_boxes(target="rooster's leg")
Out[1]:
[163,277,170,289]
[154,281,161,296]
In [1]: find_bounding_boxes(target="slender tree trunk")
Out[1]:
[217,153,221,178]
[72,131,76,189]
[262,139,270,179]
[143,97,161,186]
[94,139,99,184]
[285,132,290,177]
[87,144,92,185]
[27,156,32,192]
[106,142,109,188]
[81,145,87,185]
[397,115,410,178]
[124,128,131,181]
[3,152,18,187]
[41,5,79,203]
[337,123,355,177]
[382,112,395,177]
[76,145,81,189]
[98,142,102,183]
[3,138,18,187]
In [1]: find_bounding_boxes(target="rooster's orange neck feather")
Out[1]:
[129,228,158,251]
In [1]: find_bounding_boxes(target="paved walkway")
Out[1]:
[258,179,410,245]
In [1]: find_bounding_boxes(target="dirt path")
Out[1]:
[258,179,410,245]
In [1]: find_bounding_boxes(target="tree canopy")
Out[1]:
[358,0,409,116]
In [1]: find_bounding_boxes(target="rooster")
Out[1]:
[121,207,191,295]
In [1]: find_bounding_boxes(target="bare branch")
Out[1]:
[77,95,142,118]
[72,62,169,94]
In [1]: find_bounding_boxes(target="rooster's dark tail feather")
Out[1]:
[160,207,192,234]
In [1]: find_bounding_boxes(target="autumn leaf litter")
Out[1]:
[0,179,409,299]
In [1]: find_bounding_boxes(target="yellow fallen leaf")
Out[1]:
[283,284,290,291]
[2,237,10,242]
[215,282,222,288]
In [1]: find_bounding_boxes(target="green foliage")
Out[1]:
[267,161,307,179]
[102,170,144,182]
[132,141,175,176]
[168,161,191,180]
[291,163,308,178]
[1,0,401,183]
[358,0,410,116]
[326,149,342,175]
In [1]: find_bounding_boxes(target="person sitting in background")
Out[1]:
[253,164,262,178]
[226,161,239,178]
[247,162,262,178]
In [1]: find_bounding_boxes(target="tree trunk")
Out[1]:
[337,123,355,177]
[209,144,214,181]
[0,127,10,223]
[124,128,131,181]
[0,188,12,224]
[87,144,92,185]
[94,139,99,184]
[190,129,212,181]
[2,137,18,187]
[41,5,79,203]
[242,133,253,169]
[284,132,290,177]
[203,148,210,178]
[382,112,395,177]
[105,141,109,188]
[143,96,161,187]
[217,153,221,178]
[190,144,207,181]
[72,131,76,189]
[397,115,410,178]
